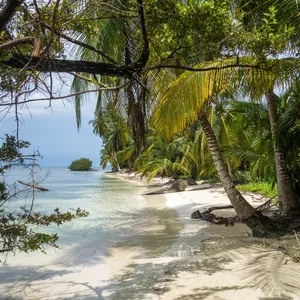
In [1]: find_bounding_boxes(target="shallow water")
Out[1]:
[3,167,150,245]
[0,167,186,299]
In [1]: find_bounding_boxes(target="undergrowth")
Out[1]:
[237,182,278,198]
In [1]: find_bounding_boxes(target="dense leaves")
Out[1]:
[68,157,93,171]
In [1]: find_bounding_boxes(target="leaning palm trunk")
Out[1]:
[199,114,257,219]
[265,89,299,214]
[200,114,282,237]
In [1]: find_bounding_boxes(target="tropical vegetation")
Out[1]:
[1,0,300,237]
[68,158,93,171]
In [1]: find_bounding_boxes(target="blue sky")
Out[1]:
[1,95,102,167]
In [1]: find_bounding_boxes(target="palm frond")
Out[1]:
[154,57,300,139]
[71,75,91,129]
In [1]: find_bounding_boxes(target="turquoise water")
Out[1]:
[0,167,188,299]
[3,167,147,247]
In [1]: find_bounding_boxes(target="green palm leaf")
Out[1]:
[154,57,300,139]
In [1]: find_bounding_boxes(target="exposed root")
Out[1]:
[191,209,238,226]
[244,213,287,238]
[192,207,300,238]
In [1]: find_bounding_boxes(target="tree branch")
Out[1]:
[0,54,129,76]
[0,37,33,51]
[144,63,268,73]
[0,85,127,107]
[40,21,118,65]
[0,0,23,31]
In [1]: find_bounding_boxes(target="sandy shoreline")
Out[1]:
[110,172,300,299]
[1,172,300,299]
[159,189,300,300]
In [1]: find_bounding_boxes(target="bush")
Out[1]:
[68,158,92,171]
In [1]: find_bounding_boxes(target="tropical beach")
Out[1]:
[1,0,300,299]
[1,169,300,299]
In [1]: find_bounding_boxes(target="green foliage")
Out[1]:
[0,207,88,254]
[68,158,92,171]
[0,135,30,173]
[238,182,278,198]
[223,100,276,182]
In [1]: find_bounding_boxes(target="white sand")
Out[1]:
[161,187,300,300]
[1,180,300,300]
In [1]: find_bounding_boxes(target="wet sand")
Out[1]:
[1,175,300,300]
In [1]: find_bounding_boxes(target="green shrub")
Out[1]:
[237,182,277,198]
[68,158,92,171]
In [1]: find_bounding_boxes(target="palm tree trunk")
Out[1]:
[199,114,256,219]
[265,89,299,214]
[199,114,283,237]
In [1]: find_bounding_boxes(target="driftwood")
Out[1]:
[191,200,279,227]
[18,180,49,191]
[191,205,238,226]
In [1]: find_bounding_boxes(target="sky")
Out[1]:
[0,81,103,168]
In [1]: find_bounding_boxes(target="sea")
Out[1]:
[2,166,150,248]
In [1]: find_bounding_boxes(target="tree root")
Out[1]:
[191,206,238,227]
[191,206,300,238]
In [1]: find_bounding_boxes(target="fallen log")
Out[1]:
[201,205,234,214]
[18,180,49,191]
[191,206,238,226]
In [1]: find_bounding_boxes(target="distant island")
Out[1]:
[68,158,93,171]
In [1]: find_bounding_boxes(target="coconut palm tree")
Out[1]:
[134,137,188,181]
[277,80,300,196]
[153,56,300,235]
[224,100,275,182]
[71,0,150,153]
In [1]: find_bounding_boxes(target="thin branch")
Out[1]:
[144,63,269,73]
[73,15,138,22]
[40,21,118,65]
[70,72,109,87]
[0,85,127,107]
[294,230,300,247]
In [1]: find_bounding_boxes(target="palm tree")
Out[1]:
[71,0,150,153]
[92,102,131,172]
[277,80,300,196]
[153,57,300,235]
[265,89,298,213]
[197,110,258,218]
[225,100,275,182]
[134,138,188,181]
